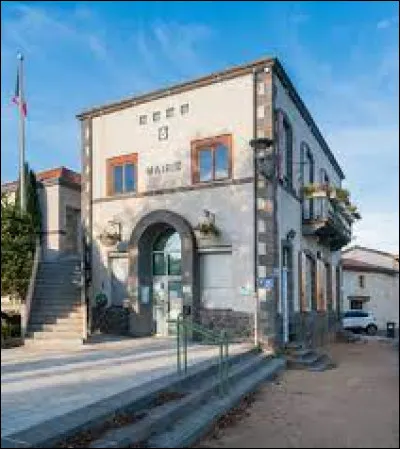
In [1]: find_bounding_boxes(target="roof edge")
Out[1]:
[76,56,276,120]
[342,245,398,259]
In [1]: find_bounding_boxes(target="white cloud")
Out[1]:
[377,16,398,30]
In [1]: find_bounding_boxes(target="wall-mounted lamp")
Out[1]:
[286,229,296,241]
[249,137,273,150]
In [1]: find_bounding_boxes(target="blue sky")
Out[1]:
[1,1,399,252]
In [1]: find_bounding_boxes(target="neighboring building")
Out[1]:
[342,246,399,330]
[1,166,81,260]
[77,56,355,347]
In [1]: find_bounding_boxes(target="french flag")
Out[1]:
[12,71,27,117]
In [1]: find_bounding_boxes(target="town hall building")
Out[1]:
[77,57,357,348]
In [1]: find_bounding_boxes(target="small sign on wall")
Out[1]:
[258,277,274,291]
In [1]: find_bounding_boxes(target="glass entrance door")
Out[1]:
[152,229,182,337]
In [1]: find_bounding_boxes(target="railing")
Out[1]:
[172,314,230,397]
[21,237,41,338]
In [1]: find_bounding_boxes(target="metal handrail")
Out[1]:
[170,314,230,397]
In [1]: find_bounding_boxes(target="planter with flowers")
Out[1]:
[302,183,330,198]
[99,231,121,247]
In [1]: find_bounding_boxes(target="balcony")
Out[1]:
[302,196,352,251]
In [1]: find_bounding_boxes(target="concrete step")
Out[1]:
[30,307,82,317]
[88,352,273,448]
[25,330,83,340]
[147,357,286,448]
[28,321,83,333]
[34,290,81,303]
[30,310,82,320]
[29,313,83,324]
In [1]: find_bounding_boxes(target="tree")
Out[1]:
[1,194,36,300]
[15,163,42,234]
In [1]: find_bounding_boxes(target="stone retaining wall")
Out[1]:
[199,308,254,341]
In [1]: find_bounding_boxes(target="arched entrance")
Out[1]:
[128,210,198,337]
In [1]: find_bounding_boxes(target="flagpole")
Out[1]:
[17,52,26,214]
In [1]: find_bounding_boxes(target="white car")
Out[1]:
[341,310,378,335]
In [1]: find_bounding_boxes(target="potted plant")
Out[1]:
[99,230,121,247]
[347,204,361,220]
[198,221,221,237]
[302,183,328,198]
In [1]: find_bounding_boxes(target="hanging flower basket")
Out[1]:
[99,232,120,247]
[198,222,221,237]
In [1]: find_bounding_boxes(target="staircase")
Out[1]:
[3,350,286,448]
[25,257,84,343]
[285,342,336,372]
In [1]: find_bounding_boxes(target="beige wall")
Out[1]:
[38,182,81,258]
[92,183,255,312]
[89,73,256,312]
[38,183,60,256]
[343,269,399,329]
[58,184,81,252]
[91,74,254,200]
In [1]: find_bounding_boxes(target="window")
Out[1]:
[152,229,182,276]
[166,107,174,118]
[107,153,138,196]
[283,118,293,186]
[320,168,329,186]
[305,254,316,310]
[139,115,147,125]
[153,111,161,122]
[191,135,232,183]
[358,275,365,288]
[180,103,189,115]
[350,301,364,310]
[325,262,332,311]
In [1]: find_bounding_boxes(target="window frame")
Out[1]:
[166,107,175,118]
[106,153,138,196]
[153,111,161,122]
[180,103,189,115]
[191,134,233,184]
[282,116,293,187]
[139,115,147,125]
[358,275,365,288]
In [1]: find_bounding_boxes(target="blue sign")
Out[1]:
[258,277,274,289]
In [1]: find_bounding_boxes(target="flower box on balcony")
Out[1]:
[302,183,329,198]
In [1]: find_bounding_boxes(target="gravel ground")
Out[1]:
[197,339,399,448]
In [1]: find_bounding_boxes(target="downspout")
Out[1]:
[252,68,258,295]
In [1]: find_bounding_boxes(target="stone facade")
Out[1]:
[78,57,351,348]
[199,308,254,341]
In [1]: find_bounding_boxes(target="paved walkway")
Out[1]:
[1,336,251,437]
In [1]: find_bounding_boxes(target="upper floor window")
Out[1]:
[153,111,161,122]
[139,115,147,125]
[180,103,189,115]
[107,153,138,196]
[277,110,293,187]
[191,134,232,184]
[320,168,329,186]
[358,275,365,288]
[166,107,175,118]
[282,117,293,186]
